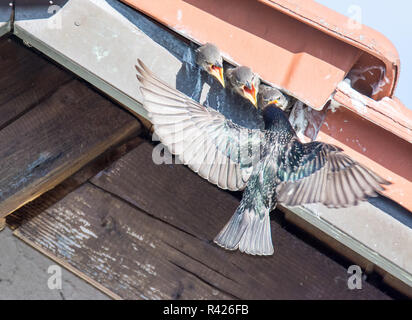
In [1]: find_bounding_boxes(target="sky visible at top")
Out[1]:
[316,0,411,109]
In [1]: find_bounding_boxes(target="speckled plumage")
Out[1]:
[258,84,289,111]
[136,59,390,256]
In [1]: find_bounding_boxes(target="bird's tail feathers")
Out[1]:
[214,206,274,256]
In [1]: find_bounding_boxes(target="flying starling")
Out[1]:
[226,66,260,108]
[195,43,225,87]
[135,59,390,256]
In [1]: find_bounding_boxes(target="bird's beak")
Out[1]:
[243,84,258,108]
[268,99,279,106]
[210,65,225,88]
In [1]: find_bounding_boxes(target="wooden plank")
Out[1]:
[30,141,386,300]
[92,143,240,243]
[0,37,73,129]
[14,183,236,300]
[14,187,390,301]
[282,207,412,298]
[0,58,141,219]
[7,136,145,230]
[91,142,412,290]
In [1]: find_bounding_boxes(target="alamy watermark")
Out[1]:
[347,265,363,290]
[47,4,62,30]
[347,4,362,30]
[47,265,62,290]
[150,128,264,167]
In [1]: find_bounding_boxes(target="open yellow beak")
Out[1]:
[243,85,258,108]
[268,99,279,106]
[210,65,225,88]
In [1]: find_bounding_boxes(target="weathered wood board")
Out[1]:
[7,136,145,230]
[92,136,412,294]
[13,142,391,299]
[0,38,141,219]
[0,37,73,129]
[0,79,140,219]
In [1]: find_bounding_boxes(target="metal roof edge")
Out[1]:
[259,0,401,96]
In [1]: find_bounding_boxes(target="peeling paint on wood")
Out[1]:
[6,135,145,230]
[13,142,391,299]
[15,184,233,300]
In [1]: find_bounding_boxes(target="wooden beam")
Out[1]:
[91,142,412,296]
[0,39,141,219]
[7,135,145,230]
[280,204,412,297]
[0,79,140,219]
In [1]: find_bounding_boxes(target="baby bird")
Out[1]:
[258,84,289,111]
[195,43,225,87]
[226,66,260,108]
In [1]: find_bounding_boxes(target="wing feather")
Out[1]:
[136,59,265,191]
[278,139,390,208]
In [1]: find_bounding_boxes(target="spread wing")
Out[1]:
[135,59,266,191]
[277,138,390,207]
